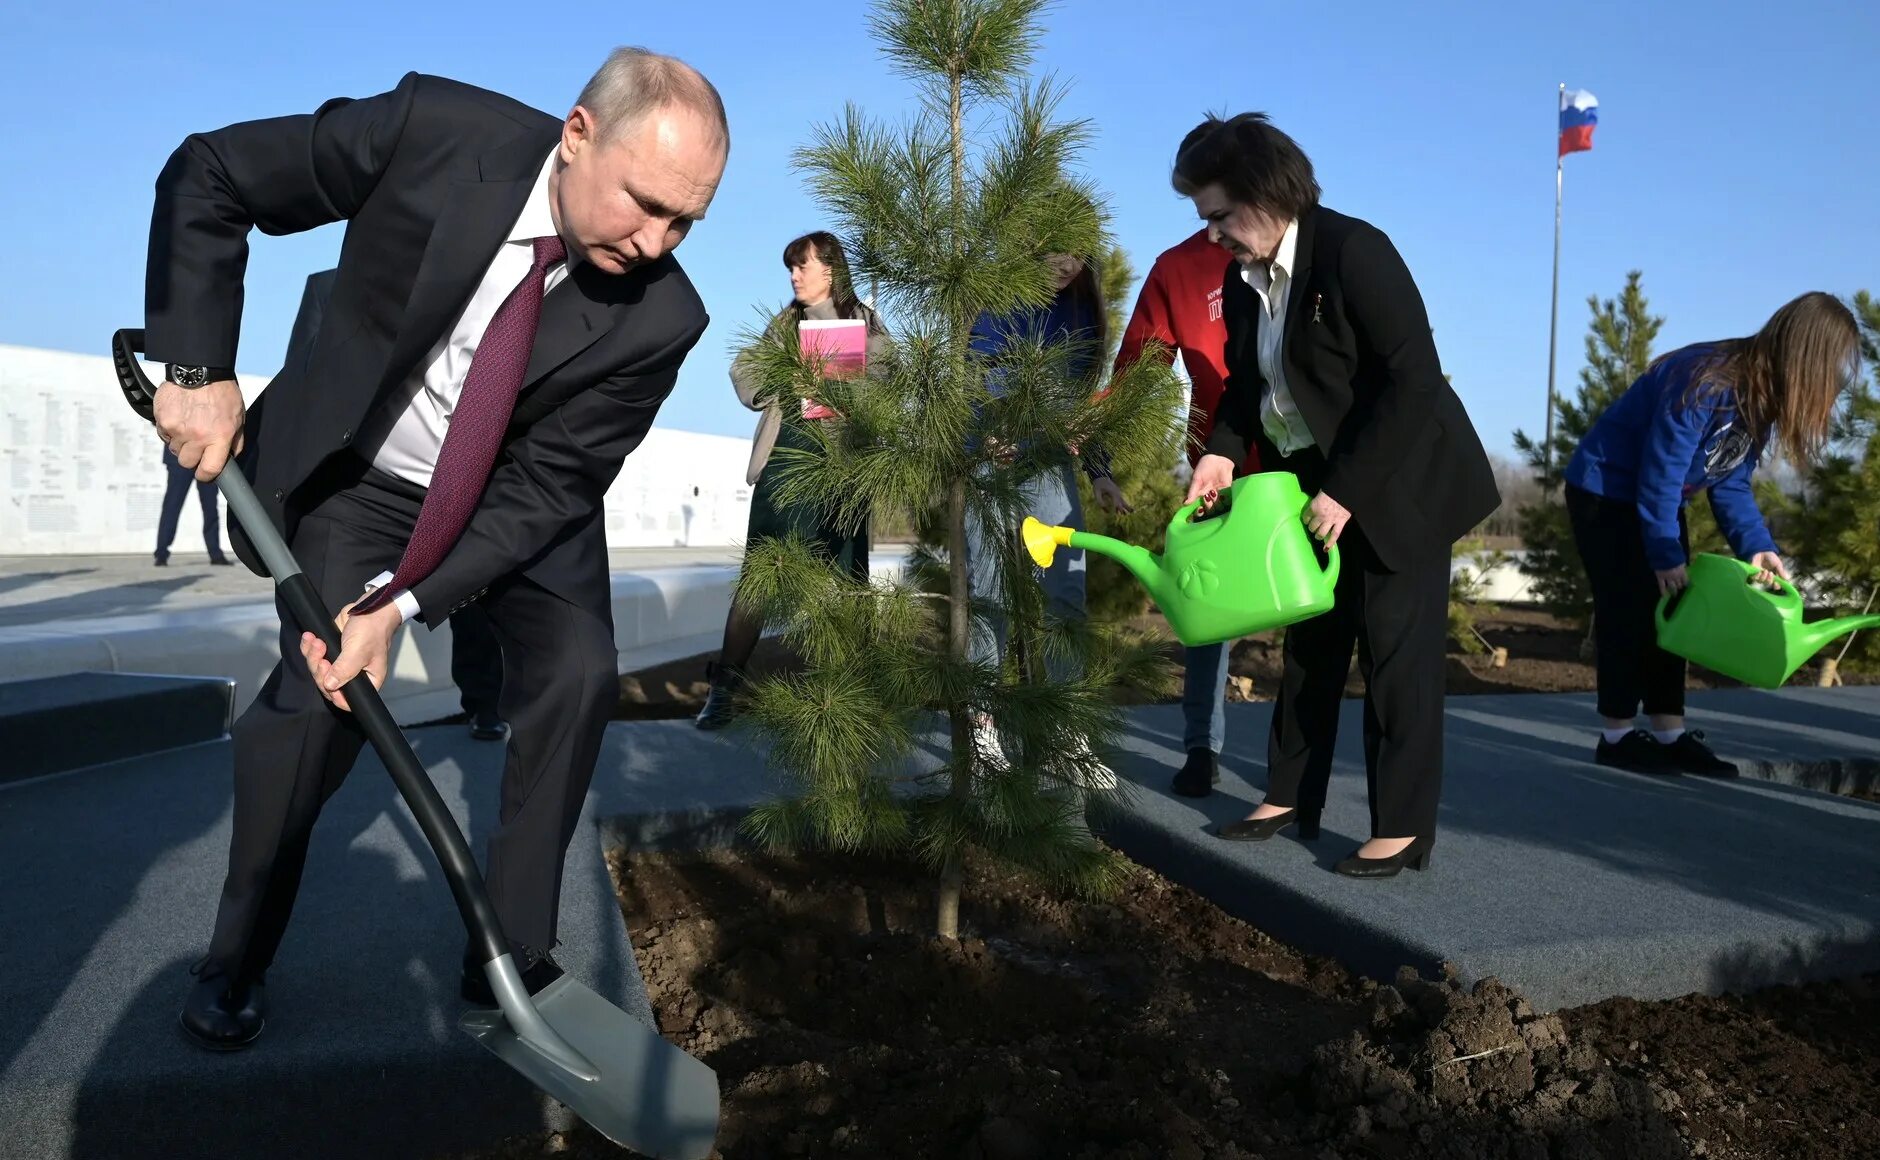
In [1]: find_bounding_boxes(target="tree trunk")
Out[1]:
[936,62,970,943]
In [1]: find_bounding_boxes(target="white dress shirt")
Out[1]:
[357,147,572,622]
[1239,218,1314,456]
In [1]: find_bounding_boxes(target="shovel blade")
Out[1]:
[459,975,719,1159]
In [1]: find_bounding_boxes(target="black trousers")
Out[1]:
[155,446,225,560]
[1565,483,1689,720]
[449,602,505,719]
[1257,442,1450,841]
[205,455,618,980]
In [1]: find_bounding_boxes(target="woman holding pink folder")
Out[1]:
[697,231,893,729]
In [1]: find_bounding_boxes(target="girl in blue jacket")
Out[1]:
[1564,291,1861,775]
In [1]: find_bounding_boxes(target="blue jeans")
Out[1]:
[966,462,1085,682]
[1181,642,1232,753]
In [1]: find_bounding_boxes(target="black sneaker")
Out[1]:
[1170,748,1221,798]
[694,663,744,731]
[1594,729,1678,775]
[1662,730,1738,777]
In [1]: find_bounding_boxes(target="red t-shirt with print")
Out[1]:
[1112,228,1254,471]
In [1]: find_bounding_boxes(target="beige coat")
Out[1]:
[733,299,893,485]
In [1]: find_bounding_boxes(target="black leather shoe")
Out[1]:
[178,961,267,1051]
[208,556,234,567]
[1218,807,1320,842]
[1170,748,1221,798]
[468,712,509,742]
[1334,835,1433,878]
[1595,729,1678,775]
[1662,730,1737,777]
[461,944,565,1007]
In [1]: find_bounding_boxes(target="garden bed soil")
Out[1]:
[464,604,1880,1157]
[451,848,1880,1160]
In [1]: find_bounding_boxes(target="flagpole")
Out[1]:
[1544,82,1564,480]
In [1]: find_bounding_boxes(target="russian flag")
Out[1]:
[1559,88,1597,157]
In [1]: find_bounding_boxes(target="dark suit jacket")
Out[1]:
[280,269,336,382]
[1205,205,1499,571]
[144,73,709,624]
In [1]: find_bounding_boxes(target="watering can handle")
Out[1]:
[1757,568,1803,609]
[1169,495,1207,531]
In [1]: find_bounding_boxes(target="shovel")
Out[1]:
[111,329,720,1159]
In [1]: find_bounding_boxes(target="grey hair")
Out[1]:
[575,46,729,152]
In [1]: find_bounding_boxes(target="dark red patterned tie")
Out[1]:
[357,234,566,614]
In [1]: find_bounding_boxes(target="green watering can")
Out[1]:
[1655,552,1880,688]
[1022,471,1340,647]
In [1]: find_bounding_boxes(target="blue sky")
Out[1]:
[5,0,1875,463]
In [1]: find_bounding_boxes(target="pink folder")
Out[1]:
[798,318,867,419]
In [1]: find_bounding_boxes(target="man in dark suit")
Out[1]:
[1176,113,1498,878]
[147,48,729,1049]
[284,268,513,742]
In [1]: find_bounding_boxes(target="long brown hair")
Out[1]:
[778,230,883,333]
[1677,291,1859,465]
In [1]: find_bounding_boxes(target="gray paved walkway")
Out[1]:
[0,549,744,629]
[0,730,650,1160]
[1098,691,1880,1012]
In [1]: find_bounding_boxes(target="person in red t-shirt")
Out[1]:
[1111,227,1253,798]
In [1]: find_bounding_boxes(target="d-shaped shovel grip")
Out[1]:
[109,329,510,970]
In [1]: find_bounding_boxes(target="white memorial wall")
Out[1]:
[0,343,754,555]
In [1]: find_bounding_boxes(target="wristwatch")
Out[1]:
[165,363,235,388]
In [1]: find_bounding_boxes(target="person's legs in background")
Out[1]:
[1170,641,1231,796]
[196,475,231,564]
[1024,463,1113,789]
[963,475,1011,770]
[154,447,192,566]
[696,424,818,731]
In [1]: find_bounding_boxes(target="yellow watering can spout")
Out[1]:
[1021,517,1073,568]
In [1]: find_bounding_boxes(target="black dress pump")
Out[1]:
[1334,834,1433,878]
[1217,807,1321,842]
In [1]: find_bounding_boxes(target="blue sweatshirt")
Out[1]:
[969,293,1100,389]
[1563,341,1779,571]
[967,292,1101,465]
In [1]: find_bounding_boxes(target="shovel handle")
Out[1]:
[110,329,509,968]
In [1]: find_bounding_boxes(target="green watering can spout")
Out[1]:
[1022,517,1178,608]
[1795,613,1880,656]
[1020,472,1341,647]
[1656,552,1880,688]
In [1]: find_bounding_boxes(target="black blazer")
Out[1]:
[144,72,710,623]
[1206,206,1499,570]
